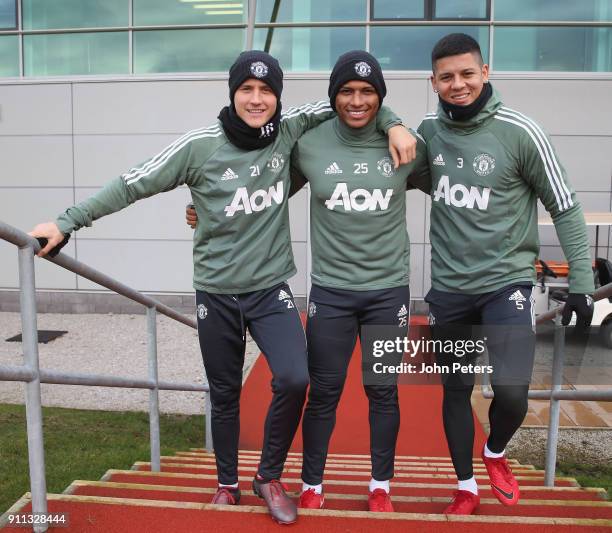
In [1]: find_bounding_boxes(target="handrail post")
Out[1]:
[205,392,213,452]
[147,307,161,472]
[544,312,566,486]
[18,245,48,532]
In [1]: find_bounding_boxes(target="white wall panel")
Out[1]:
[0,84,72,135]
[73,81,228,134]
[0,136,73,187]
[73,186,194,240]
[492,80,612,136]
[74,134,178,187]
[550,136,612,192]
[76,239,193,292]
[288,187,308,242]
[406,189,427,244]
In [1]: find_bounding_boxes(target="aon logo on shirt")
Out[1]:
[325,183,393,211]
[224,181,284,217]
[433,175,491,210]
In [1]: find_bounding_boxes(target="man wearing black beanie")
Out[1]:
[328,50,387,112]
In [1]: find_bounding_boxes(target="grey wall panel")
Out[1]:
[288,242,307,297]
[410,243,425,298]
[74,134,179,187]
[2,188,75,232]
[0,239,77,290]
[492,80,612,136]
[551,136,612,192]
[73,186,194,240]
[406,189,427,244]
[282,79,329,109]
[73,81,228,135]
[76,239,193,292]
[288,187,308,242]
[384,79,430,126]
[0,136,73,187]
[0,84,72,135]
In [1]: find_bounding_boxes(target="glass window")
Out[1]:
[24,32,128,76]
[435,0,487,19]
[256,0,366,23]
[494,27,612,72]
[0,35,19,76]
[372,0,424,20]
[0,0,16,29]
[22,0,127,30]
[370,25,489,70]
[253,26,365,71]
[496,0,612,22]
[134,0,246,26]
[134,29,244,73]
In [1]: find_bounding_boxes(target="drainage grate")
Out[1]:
[6,330,68,344]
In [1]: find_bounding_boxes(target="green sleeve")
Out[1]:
[406,137,432,195]
[280,100,335,144]
[56,135,202,234]
[375,105,403,134]
[519,129,594,294]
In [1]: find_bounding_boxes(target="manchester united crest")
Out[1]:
[267,152,285,173]
[377,157,395,177]
[473,153,495,176]
[354,61,372,77]
[250,61,269,78]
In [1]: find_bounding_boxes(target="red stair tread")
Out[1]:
[71,485,612,519]
[106,473,605,502]
[2,500,610,533]
[134,465,575,487]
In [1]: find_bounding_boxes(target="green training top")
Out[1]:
[56,102,402,294]
[294,117,430,291]
[417,88,594,295]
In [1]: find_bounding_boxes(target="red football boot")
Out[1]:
[481,445,520,506]
[298,488,325,509]
[443,490,480,515]
[368,488,394,512]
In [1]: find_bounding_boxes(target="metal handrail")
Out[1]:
[481,281,612,486]
[0,219,212,533]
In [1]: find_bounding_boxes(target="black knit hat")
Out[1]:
[228,50,283,102]
[328,50,386,111]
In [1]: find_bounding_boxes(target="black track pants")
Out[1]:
[301,284,410,485]
[196,282,309,485]
[425,284,536,480]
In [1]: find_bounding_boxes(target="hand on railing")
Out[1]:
[561,293,594,330]
[28,222,69,258]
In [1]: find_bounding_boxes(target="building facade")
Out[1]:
[0,1,611,310]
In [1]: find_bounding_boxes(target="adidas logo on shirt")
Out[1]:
[433,154,445,166]
[325,162,343,175]
[509,290,527,310]
[278,290,291,301]
[221,168,239,181]
[397,305,408,317]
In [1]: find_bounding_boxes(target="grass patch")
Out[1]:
[557,462,612,500]
[0,403,205,514]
